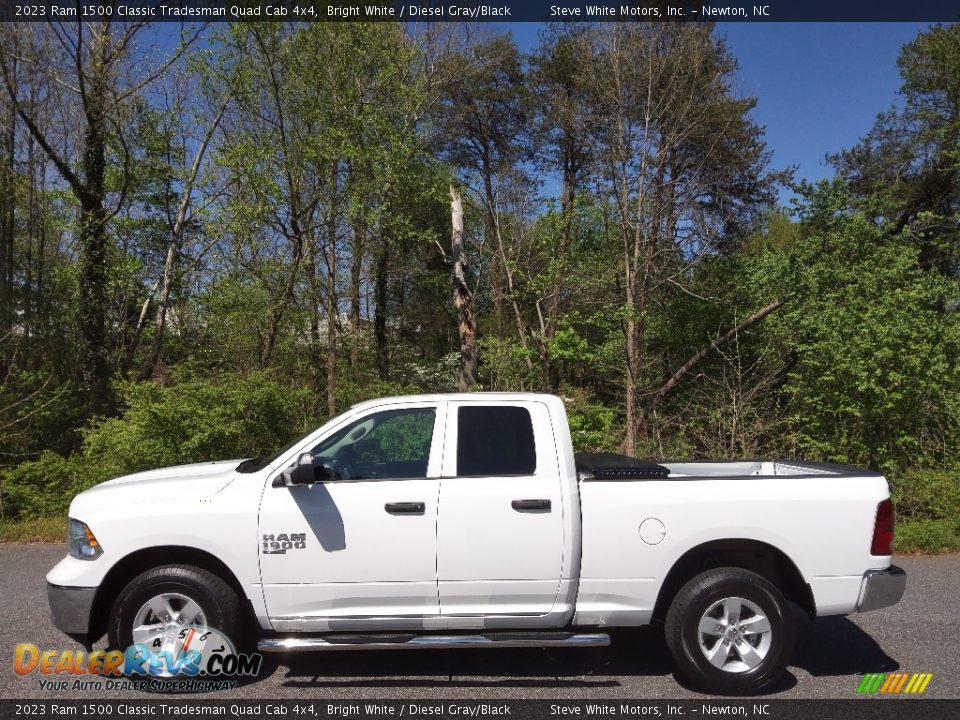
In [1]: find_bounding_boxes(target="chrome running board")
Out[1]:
[258,631,610,652]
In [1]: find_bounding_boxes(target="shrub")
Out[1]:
[889,467,960,521]
[895,518,960,554]
[0,371,315,521]
[0,451,93,520]
[564,391,620,452]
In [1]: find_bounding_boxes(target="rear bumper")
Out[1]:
[856,565,906,612]
[47,583,96,635]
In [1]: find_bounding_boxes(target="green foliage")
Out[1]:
[356,410,435,464]
[1,451,90,520]
[83,372,313,475]
[889,467,960,522]
[895,519,960,554]
[548,323,589,364]
[187,276,276,373]
[3,23,960,551]
[477,336,541,392]
[394,354,460,394]
[334,378,422,409]
[566,398,620,452]
[831,24,960,272]
[1,372,313,520]
[782,181,960,473]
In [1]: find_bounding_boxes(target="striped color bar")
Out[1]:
[857,672,933,694]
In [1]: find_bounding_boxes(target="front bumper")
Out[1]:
[856,565,906,612]
[47,583,97,635]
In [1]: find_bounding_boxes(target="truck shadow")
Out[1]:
[254,612,897,693]
[791,613,900,677]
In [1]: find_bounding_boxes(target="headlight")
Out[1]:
[67,518,102,560]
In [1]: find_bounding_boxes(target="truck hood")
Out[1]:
[70,459,244,513]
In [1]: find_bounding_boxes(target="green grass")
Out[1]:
[895,517,960,554]
[0,516,65,543]
[1,515,958,555]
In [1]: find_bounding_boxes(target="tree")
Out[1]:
[782,180,960,472]
[0,22,201,416]
[0,64,14,336]
[450,183,477,390]
[211,23,435,413]
[136,95,229,380]
[527,27,599,392]
[432,34,532,359]
[587,23,777,454]
[831,23,960,274]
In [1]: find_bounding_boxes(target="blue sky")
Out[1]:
[153,21,934,207]
[509,22,933,207]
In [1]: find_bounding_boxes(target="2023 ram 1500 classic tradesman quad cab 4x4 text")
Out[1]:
[47,393,906,694]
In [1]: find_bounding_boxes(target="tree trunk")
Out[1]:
[306,240,324,396]
[324,215,338,418]
[0,79,14,336]
[260,238,303,368]
[450,184,477,391]
[24,135,34,326]
[76,35,113,416]
[537,157,580,393]
[134,241,177,378]
[373,237,389,380]
[35,159,46,329]
[349,219,364,368]
[622,315,638,457]
[140,99,226,380]
[479,148,505,334]
[643,299,786,419]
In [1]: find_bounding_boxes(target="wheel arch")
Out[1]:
[652,538,815,622]
[89,545,253,641]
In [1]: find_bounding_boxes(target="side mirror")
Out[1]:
[287,452,316,486]
[277,453,336,487]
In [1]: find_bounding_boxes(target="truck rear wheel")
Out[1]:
[107,564,241,657]
[664,567,793,695]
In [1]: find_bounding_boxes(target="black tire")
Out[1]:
[107,564,241,653]
[664,567,794,695]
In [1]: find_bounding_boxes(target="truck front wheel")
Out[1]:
[107,564,241,655]
[664,567,794,695]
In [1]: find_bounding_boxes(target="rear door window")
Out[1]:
[456,406,536,476]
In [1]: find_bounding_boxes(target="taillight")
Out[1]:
[871,499,895,555]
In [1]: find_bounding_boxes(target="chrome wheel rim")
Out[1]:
[131,592,208,658]
[697,596,772,673]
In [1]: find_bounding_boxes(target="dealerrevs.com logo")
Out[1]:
[857,672,934,695]
[13,626,262,692]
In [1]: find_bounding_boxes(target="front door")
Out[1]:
[259,403,443,631]
[436,401,564,617]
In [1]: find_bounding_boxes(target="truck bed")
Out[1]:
[576,453,882,480]
[659,459,883,478]
[572,455,889,627]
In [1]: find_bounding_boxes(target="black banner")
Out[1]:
[2,700,960,720]
[1,0,960,23]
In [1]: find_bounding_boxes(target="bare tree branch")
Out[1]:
[644,298,786,420]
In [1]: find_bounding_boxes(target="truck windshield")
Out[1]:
[235,407,356,473]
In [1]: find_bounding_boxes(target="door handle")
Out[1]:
[385,502,425,514]
[511,499,551,512]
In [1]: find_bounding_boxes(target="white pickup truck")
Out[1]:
[47,392,905,694]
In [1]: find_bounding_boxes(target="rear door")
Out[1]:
[436,400,564,617]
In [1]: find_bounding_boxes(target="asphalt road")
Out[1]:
[1,544,957,700]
